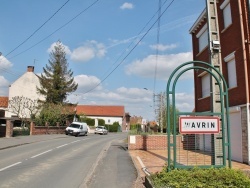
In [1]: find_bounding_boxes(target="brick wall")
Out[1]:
[30,122,66,135]
[128,135,185,150]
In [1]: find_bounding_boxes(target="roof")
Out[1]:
[76,105,125,117]
[0,97,8,108]
[189,9,206,34]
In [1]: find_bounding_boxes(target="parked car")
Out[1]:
[65,122,88,137]
[94,126,108,135]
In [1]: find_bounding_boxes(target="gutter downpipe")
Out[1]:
[239,0,250,164]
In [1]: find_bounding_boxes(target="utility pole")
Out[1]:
[206,0,223,165]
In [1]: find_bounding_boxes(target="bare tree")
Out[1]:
[7,96,39,127]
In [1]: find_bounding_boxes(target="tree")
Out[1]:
[34,103,75,126]
[37,41,78,104]
[7,96,39,126]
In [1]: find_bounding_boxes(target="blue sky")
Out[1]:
[0,0,205,120]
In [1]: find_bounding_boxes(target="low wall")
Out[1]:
[30,122,66,135]
[128,134,196,150]
[128,135,181,150]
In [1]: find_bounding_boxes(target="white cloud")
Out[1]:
[175,92,194,112]
[0,76,9,96]
[70,41,106,62]
[0,56,13,72]
[47,42,71,55]
[125,52,193,80]
[71,47,95,62]
[47,41,106,63]
[150,44,177,51]
[74,74,102,91]
[120,2,134,10]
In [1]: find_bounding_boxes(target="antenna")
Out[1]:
[34,59,38,66]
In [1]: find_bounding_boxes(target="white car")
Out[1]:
[94,126,108,135]
[65,122,88,137]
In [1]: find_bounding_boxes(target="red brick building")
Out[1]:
[190,0,250,164]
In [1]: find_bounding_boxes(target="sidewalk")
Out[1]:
[129,149,250,181]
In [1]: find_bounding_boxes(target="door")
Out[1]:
[230,111,242,162]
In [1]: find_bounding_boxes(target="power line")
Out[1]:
[8,0,100,60]
[82,0,176,94]
[100,0,169,83]
[5,0,71,57]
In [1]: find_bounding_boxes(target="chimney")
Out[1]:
[27,66,34,72]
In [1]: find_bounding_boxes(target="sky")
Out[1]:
[0,0,205,121]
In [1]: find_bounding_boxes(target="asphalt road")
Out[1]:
[0,133,137,188]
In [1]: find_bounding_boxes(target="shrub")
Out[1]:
[106,122,121,132]
[151,167,250,188]
[13,127,30,136]
[82,118,95,126]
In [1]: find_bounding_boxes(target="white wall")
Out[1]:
[6,72,45,118]
[86,116,123,126]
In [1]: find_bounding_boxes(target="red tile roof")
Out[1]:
[76,105,125,117]
[0,97,8,108]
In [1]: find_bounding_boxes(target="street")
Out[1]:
[0,133,137,188]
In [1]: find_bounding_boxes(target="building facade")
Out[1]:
[75,105,128,131]
[5,66,45,119]
[190,0,250,163]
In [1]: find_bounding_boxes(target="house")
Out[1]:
[0,96,8,124]
[75,105,128,131]
[5,66,45,119]
[189,0,250,163]
[2,66,132,131]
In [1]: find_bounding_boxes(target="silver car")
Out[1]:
[94,126,108,135]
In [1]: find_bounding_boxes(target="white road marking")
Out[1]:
[71,140,81,143]
[0,162,22,172]
[31,149,52,159]
[56,144,68,148]
[0,138,90,172]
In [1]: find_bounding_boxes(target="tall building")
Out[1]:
[190,0,250,163]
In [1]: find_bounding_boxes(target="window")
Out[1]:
[201,73,210,98]
[196,24,208,52]
[220,0,232,29]
[224,52,237,88]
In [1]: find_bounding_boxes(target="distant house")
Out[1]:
[5,66,45,119]
[76,105,128,131]
[0,96,8,122]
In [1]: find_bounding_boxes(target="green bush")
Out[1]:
[79,117,94,126]
[13,127,30,136]
[151,167,250,188]
[105,122,121,132]
[98,119,105,126]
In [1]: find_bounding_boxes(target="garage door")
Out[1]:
[230,112,242,162]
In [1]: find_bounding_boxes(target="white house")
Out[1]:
[6,66,45,118]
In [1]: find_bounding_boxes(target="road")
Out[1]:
[0,133,137,188]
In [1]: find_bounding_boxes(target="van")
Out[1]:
[65,122,88,137]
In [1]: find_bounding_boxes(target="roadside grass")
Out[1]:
[150,167,250,188]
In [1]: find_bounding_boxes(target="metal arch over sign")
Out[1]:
[179,116,220,134]
[166,61,231,171]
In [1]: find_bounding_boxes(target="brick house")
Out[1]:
[75,105,129,131]
[189,0,250,163]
